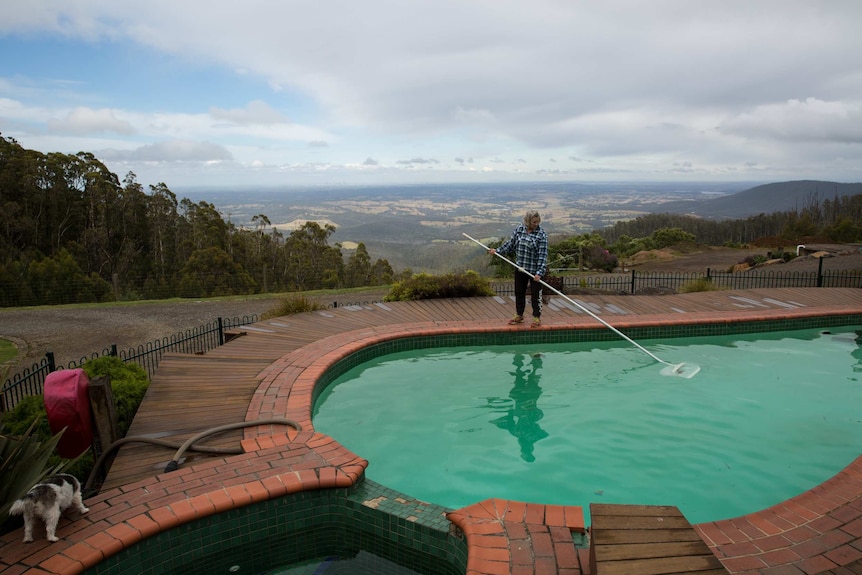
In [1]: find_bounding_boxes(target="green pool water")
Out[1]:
[313,326,862,523]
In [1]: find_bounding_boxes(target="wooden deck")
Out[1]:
[590,503,729,574]
[102,287,862,491]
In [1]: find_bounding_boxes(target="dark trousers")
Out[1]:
[514,270,542,318]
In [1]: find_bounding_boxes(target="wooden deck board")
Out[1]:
[590,503,730,574]
[99,353,269,491]
[100,288,862,493]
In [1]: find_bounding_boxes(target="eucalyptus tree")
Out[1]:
[345,242,372,287]
[283,222,344,290]
[180,198,229,252]
[248,213,277,291]
[0,136,42,259]
[178,246,257,297]
[370,257,395,285]
[146,183,181,285]
[258,225,288,293]
[114,172,154,285]
[70,152,128,278]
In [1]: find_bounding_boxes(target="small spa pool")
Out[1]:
[313,326,862,523]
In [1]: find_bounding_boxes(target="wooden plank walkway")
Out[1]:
[590,503,729,574]
[98,355,272,489]
[101,287,862,492]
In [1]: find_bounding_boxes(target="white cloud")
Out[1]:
[396,158,440,166]
[2,1,862,185]
[47,106,135,135]
[721,98,862,143]
[209,100,288,126]
[100,140,233,163]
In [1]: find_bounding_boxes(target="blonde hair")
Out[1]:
[523,210,541,226]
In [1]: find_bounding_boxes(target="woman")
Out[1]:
[489,210,549,328]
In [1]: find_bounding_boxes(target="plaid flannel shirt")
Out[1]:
[497,223,548,277]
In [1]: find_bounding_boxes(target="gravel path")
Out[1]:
[0,297,289,372]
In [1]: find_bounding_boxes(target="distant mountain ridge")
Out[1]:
[652,180,862,219]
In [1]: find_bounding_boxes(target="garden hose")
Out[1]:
[163,419,303,472]
[84,418,302,493]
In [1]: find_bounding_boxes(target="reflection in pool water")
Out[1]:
[489,353,548,463]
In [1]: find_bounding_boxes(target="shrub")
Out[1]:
[261,294,326,319]
[648,228,696,250]
[386,271,495,301]
[0,395,51,438]
[83,356,149,438]
[585,246,619,272]
[678,278,724,293]
[740,254,767,267]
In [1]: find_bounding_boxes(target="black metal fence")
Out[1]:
[491,262,862,296]
[1,315,257,413]
[0,294,394,413]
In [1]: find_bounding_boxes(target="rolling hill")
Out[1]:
[652,180,862,219]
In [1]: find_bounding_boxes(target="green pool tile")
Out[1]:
[84,480,466,575]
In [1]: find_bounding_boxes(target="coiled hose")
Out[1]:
[84,418,302,493]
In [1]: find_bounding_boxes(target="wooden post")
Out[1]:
[817,255,824,287]
[87,375,120,478]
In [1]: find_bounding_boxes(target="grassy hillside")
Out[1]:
[654,180,862,219]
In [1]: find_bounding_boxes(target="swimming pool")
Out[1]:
[13,290,862,575]
[313,326,862,523]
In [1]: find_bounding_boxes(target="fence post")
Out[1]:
[46,351,56,373]
[218,317,225,345]
[110,344,117,357]
[706,268,711,281]
[817,257,824,287]
[630,270,636,294]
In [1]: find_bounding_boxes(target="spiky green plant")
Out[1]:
[0,418,67,530]
[261,294,326,319]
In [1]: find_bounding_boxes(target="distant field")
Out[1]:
[183,181,751,273]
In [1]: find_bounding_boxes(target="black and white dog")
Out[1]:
[8,474,89,542]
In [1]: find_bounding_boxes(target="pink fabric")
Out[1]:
[44,368,93,458]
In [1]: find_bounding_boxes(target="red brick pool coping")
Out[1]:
[3,296,862,575]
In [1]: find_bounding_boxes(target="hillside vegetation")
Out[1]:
[2,135,861,306]
[0,136,399,307]
[654,180,862,219]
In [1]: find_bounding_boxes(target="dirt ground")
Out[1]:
[2,247,861,377]
[0,293,383,376]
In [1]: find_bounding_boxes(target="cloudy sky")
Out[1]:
[2,1,861,188]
